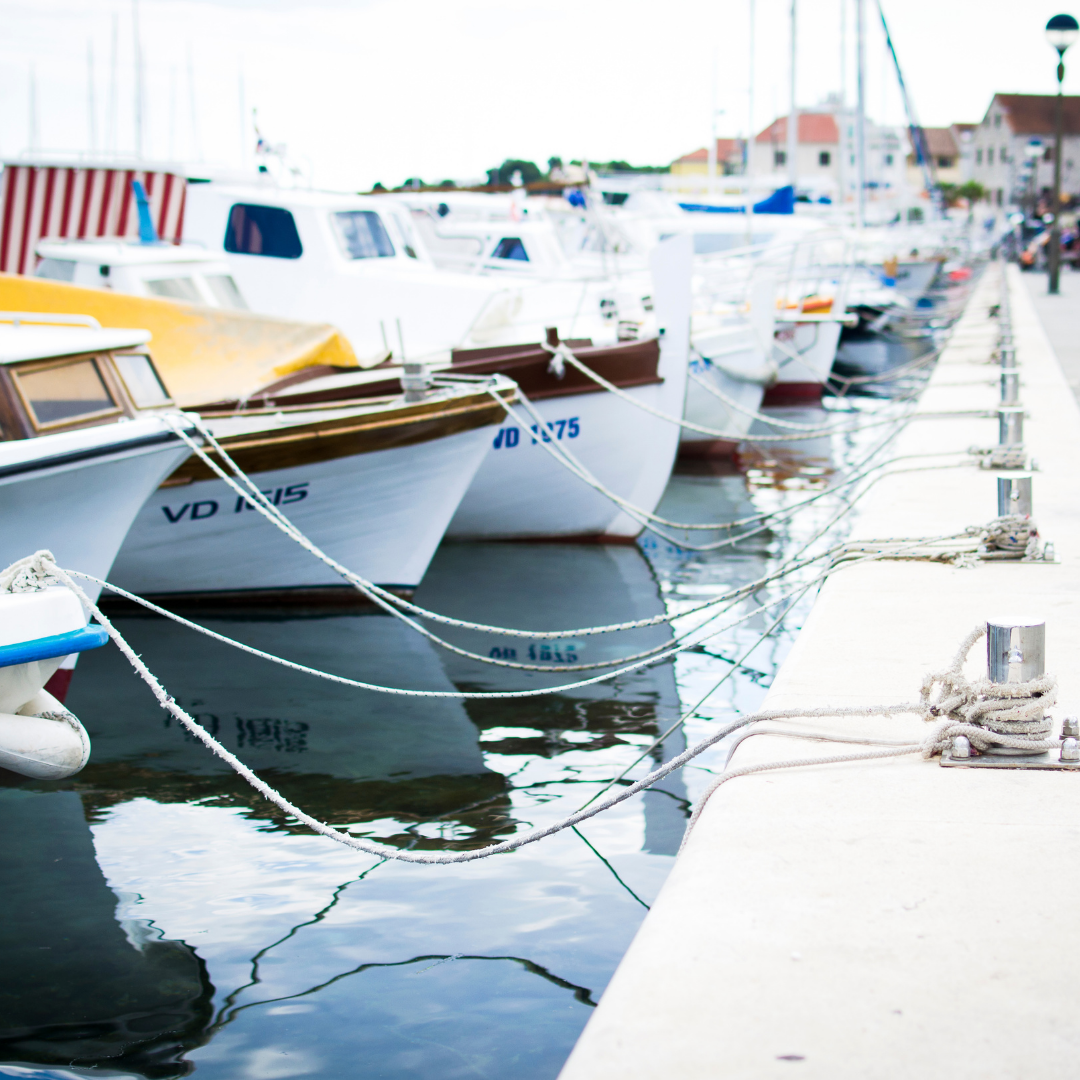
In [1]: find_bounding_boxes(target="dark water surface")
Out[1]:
[0,283,969,1079]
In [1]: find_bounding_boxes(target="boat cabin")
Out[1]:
[180,183,609,361]
[0,316,175,440]
[34,239,248,310]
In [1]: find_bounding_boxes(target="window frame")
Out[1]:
[10,353,125,432]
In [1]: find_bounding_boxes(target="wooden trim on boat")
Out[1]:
[164,388,510,484]
[213,337,664,410]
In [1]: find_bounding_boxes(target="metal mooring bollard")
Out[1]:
[1000,370,1020,404]
[998,406,1025,446]
[997,474,1032,517]
[986,618,1045,683]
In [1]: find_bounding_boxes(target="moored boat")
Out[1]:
[109,375,517,600]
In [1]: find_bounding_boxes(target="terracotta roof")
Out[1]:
[755,113,839,145]
[990,94,1080,136]
[916,127,959,157]
[673,138,746,165]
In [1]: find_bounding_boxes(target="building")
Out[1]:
[906,127,960,186]
[748,111,906,198]
[752,113,840,187]
[670,138,748,180]
[970,93,1080,208]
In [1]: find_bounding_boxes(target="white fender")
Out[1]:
[0,688,91,779]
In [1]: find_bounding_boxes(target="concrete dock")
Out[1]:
[560,263,1080,1078]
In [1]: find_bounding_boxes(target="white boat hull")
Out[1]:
[680,325,770,450]
[110,425,495,594]
[446,236,692,540]
[0,419,193,602]
[772,320,842,386]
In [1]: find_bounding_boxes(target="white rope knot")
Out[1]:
[542,339,567,379]
[0,550,63,593]
[983,515,1039,555]
[919,624,1057,756]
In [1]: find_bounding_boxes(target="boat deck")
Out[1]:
[559,263,1080,1078]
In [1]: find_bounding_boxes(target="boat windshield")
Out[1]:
[146,277,202,302]
[113,353,173,409]
[204,274,248,309]
[331,211,396,260]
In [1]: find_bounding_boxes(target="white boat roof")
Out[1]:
[35,238,223,267]
[201,183,393,213]
[0,323,151,363]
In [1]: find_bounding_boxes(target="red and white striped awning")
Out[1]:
[0,164,187,275]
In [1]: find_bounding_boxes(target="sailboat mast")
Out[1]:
[787,0,798,193]
[746,0,756,232]
[855,0,867,227]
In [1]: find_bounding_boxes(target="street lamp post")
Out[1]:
[1045,14,1079,294]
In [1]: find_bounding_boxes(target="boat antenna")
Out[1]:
[132,0,144,158]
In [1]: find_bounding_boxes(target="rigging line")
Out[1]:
[488,388,909,553]
[549,342,919,443]
[61,549,923,862]
[212,858,387,1029]
[216,952,599,1030]
[572,519,982,815]
[572,826,650,909]
[576,580,814,813]
[156,414,856,641]
[77,568,830,699]
[489,391,877,552]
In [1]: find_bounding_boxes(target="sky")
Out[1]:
[0,0,1076,190]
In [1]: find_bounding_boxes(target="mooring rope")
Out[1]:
[679,624,1059,849]
[19,550,1052,864]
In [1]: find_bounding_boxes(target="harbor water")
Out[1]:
[0,291,960,1079]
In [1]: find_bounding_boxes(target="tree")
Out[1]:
[488,159,543,186]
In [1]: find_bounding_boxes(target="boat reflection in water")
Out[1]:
[414,541,687,856]
[0,787,213,1076]
[20,547,686,1078]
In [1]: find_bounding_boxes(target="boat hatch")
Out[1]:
[0,332,174,439]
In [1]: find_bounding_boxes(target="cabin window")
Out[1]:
[976,149,983,164]
[818,151,831,166]
[937,157,954,168]
[113,352,173,408]
[12,357,120,429]
[225,204,303,259]
[774,150,786,167]
[146,276,202,302]
[884,153,894,166]
[331,211,396,259]
[204,274,248,309]
[35,258,75,282]
[491,237,529,261]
